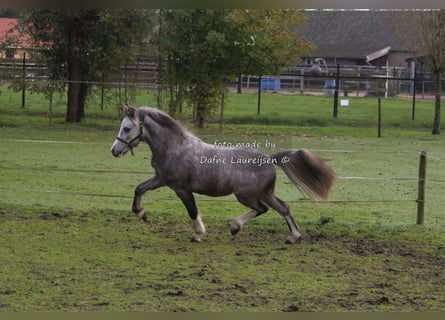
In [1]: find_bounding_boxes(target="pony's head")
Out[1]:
[111,105,143,157]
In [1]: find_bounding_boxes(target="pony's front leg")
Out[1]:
[175,191,206,242]
[132,175,164,222]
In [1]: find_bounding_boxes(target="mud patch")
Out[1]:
[2,208,445,311]
[40,212,69,220]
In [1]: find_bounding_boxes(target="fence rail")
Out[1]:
[2,58,445,100]
[241,67,445,100]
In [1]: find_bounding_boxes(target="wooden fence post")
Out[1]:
[416,151,427,225]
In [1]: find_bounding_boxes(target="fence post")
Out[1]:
[416,151,427,225]
[220,91,225,131]
[333,64,340,118]
[377,97,382,138]
[412,65,416,120]
[21,52,26,108]
[300,68,304,94]
[257,75,262,116]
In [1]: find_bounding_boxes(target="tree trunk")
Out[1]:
[78,82,88,120]
[66,56,84,122]
[191,85,209,128]
[432,72,441,135]
[196,103,206,128]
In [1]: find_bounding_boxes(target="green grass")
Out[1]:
[0,85,440,132]
[1,87,445,311]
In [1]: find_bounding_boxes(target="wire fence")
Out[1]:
[2,58,445,108]
[1,139,444,225]
[1,58,445,225]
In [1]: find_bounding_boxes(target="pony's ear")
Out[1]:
[123,105,137,119]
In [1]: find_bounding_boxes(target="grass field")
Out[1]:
[1,87,445,311]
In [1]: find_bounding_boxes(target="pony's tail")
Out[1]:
[272,149,336,200]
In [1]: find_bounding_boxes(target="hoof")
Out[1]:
[229,221,242,236]
[285,234,302,244]
[190,235,202,242]
[137,209,147,223]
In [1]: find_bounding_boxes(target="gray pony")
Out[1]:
[111,106,336,244]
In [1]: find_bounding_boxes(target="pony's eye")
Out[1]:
[123,127,131,134]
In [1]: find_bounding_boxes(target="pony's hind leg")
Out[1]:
[175,190,206,242]
[230,196,269,236]
[263,194,302,244]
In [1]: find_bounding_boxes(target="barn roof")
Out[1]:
[0,18,32,49]
[303,10,417,59]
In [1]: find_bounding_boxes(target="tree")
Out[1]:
[156,9,312,127]
[420,10,445,135]
[397,9,445,134]
[157,10,240,127]
[232,9,313,75]
[21,9,153,122]
[0,9,19,18]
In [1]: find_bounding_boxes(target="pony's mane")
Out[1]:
[139,107,191,139]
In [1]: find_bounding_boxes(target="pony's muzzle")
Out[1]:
[111,147,122,157]
[111,142,127,157]
[112,136,138,157]
[111,147,134,157]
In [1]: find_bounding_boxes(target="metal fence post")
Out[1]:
[333,64,340,118]
[21,52,26,108]
[257,75,262,116]
[377,97,382,138]
[412,65,416,120]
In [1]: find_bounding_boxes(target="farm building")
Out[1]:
[302,10,418,69]
[0,18,32,60]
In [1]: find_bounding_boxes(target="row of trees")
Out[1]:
[10,9,445,133]
[18,9,312,127]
